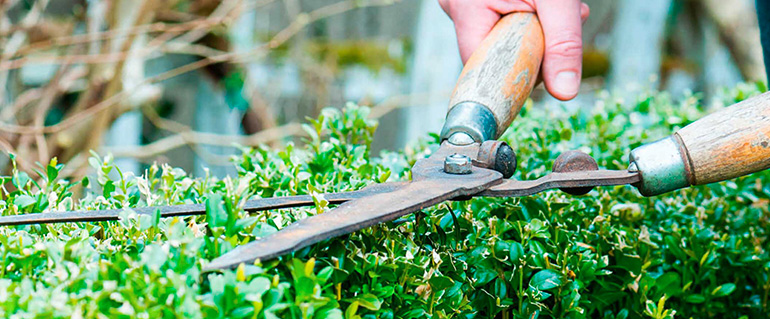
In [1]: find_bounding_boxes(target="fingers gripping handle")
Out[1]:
[630,91,770,196]
[440,12,545,144]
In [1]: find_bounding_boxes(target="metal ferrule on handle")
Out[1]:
[440,12,544,145]
[628,135,690,196]
[440,102,498,144]
[630,91,770,196]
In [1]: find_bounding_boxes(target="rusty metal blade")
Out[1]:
[477,170,640,197]
[0,182,406,226]
[204,166,501,271]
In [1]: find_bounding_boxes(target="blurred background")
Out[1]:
[0,0,765,180]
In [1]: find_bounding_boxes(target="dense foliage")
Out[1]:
[1,84,769,318]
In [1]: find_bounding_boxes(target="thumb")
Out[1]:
[535,0,584,100]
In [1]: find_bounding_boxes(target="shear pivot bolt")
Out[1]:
[444,154,473,174]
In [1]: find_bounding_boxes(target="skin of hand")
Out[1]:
[438,0,590,101]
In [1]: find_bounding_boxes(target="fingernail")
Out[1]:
[553,71,579,98]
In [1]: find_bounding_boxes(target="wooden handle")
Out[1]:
[677,91,770,185]
[631,91,770,196]
[448,12,544,138]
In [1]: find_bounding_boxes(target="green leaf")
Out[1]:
[345,302,360,319]
[644,299,657,316]
[655,272,682,297]
[245,277,271,298]
[509,242,525,262]
[294,277,316,298]
[102,180,115,197]
[12,171,30,189]
[711,283,736,297]
[205,194,228,229]
[252,223,278,238]
[428,276,454,291]
[684,294,706,304]
[472,265,497,286]
[14,195,35,209]
[317,267,333,283]
[231,306,253,318]
[88,157,101,171]
[494,278,507,298]
[664,235,686,260]
[530,269,563,291]
[151,208,161,230]
[332,268,350,284]
[46,164,59,182]
[315,308,343,319]
[615,252,642,274]
[350,294,381,311]
[528,240,547,267]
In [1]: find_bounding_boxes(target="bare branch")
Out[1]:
[104,122,306,159]
[0,0,398,136]
[7,0,276,60]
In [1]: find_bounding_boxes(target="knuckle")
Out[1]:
[546,34,583,58]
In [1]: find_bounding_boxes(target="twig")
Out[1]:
[367,90,449,120]
[0,88,42,121]
[0,0,249,71]
[139,105,248,164]
[141,105,190,133]
[82,0,157,157]
[8,0,275,60]
[104,122,306,159]
[0,0,398,136]
[127,88,438,162]
[0,135,34,171]
[173,0,243,45]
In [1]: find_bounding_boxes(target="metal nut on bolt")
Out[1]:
[444,154,473,174]
[476,140,517,178]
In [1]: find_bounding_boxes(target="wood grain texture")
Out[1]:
[677,91,770,185]
[448,13,544,137]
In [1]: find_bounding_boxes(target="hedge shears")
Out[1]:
[3,13,769,271]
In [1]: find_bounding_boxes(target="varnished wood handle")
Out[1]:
[444,12,544,141]
[631,91,770,196]
[677,91,770,185]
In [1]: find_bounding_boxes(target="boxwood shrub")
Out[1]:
[0,84,769,318]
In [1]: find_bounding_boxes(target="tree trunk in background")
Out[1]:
[700,16,743,103]
[700,0,765,82]
[390,0,461,149]
[608,0,672,95]
[103,0,161,176]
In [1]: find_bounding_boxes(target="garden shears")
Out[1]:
[2,13,770,271]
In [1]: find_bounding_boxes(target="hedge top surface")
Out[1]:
[0,83,769,319]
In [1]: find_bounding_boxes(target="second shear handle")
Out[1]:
[441,12,545,144]
[630,91,770,196]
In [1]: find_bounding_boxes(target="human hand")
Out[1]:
[438,0,590,101]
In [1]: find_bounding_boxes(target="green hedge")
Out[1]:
[1,84,769,318]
